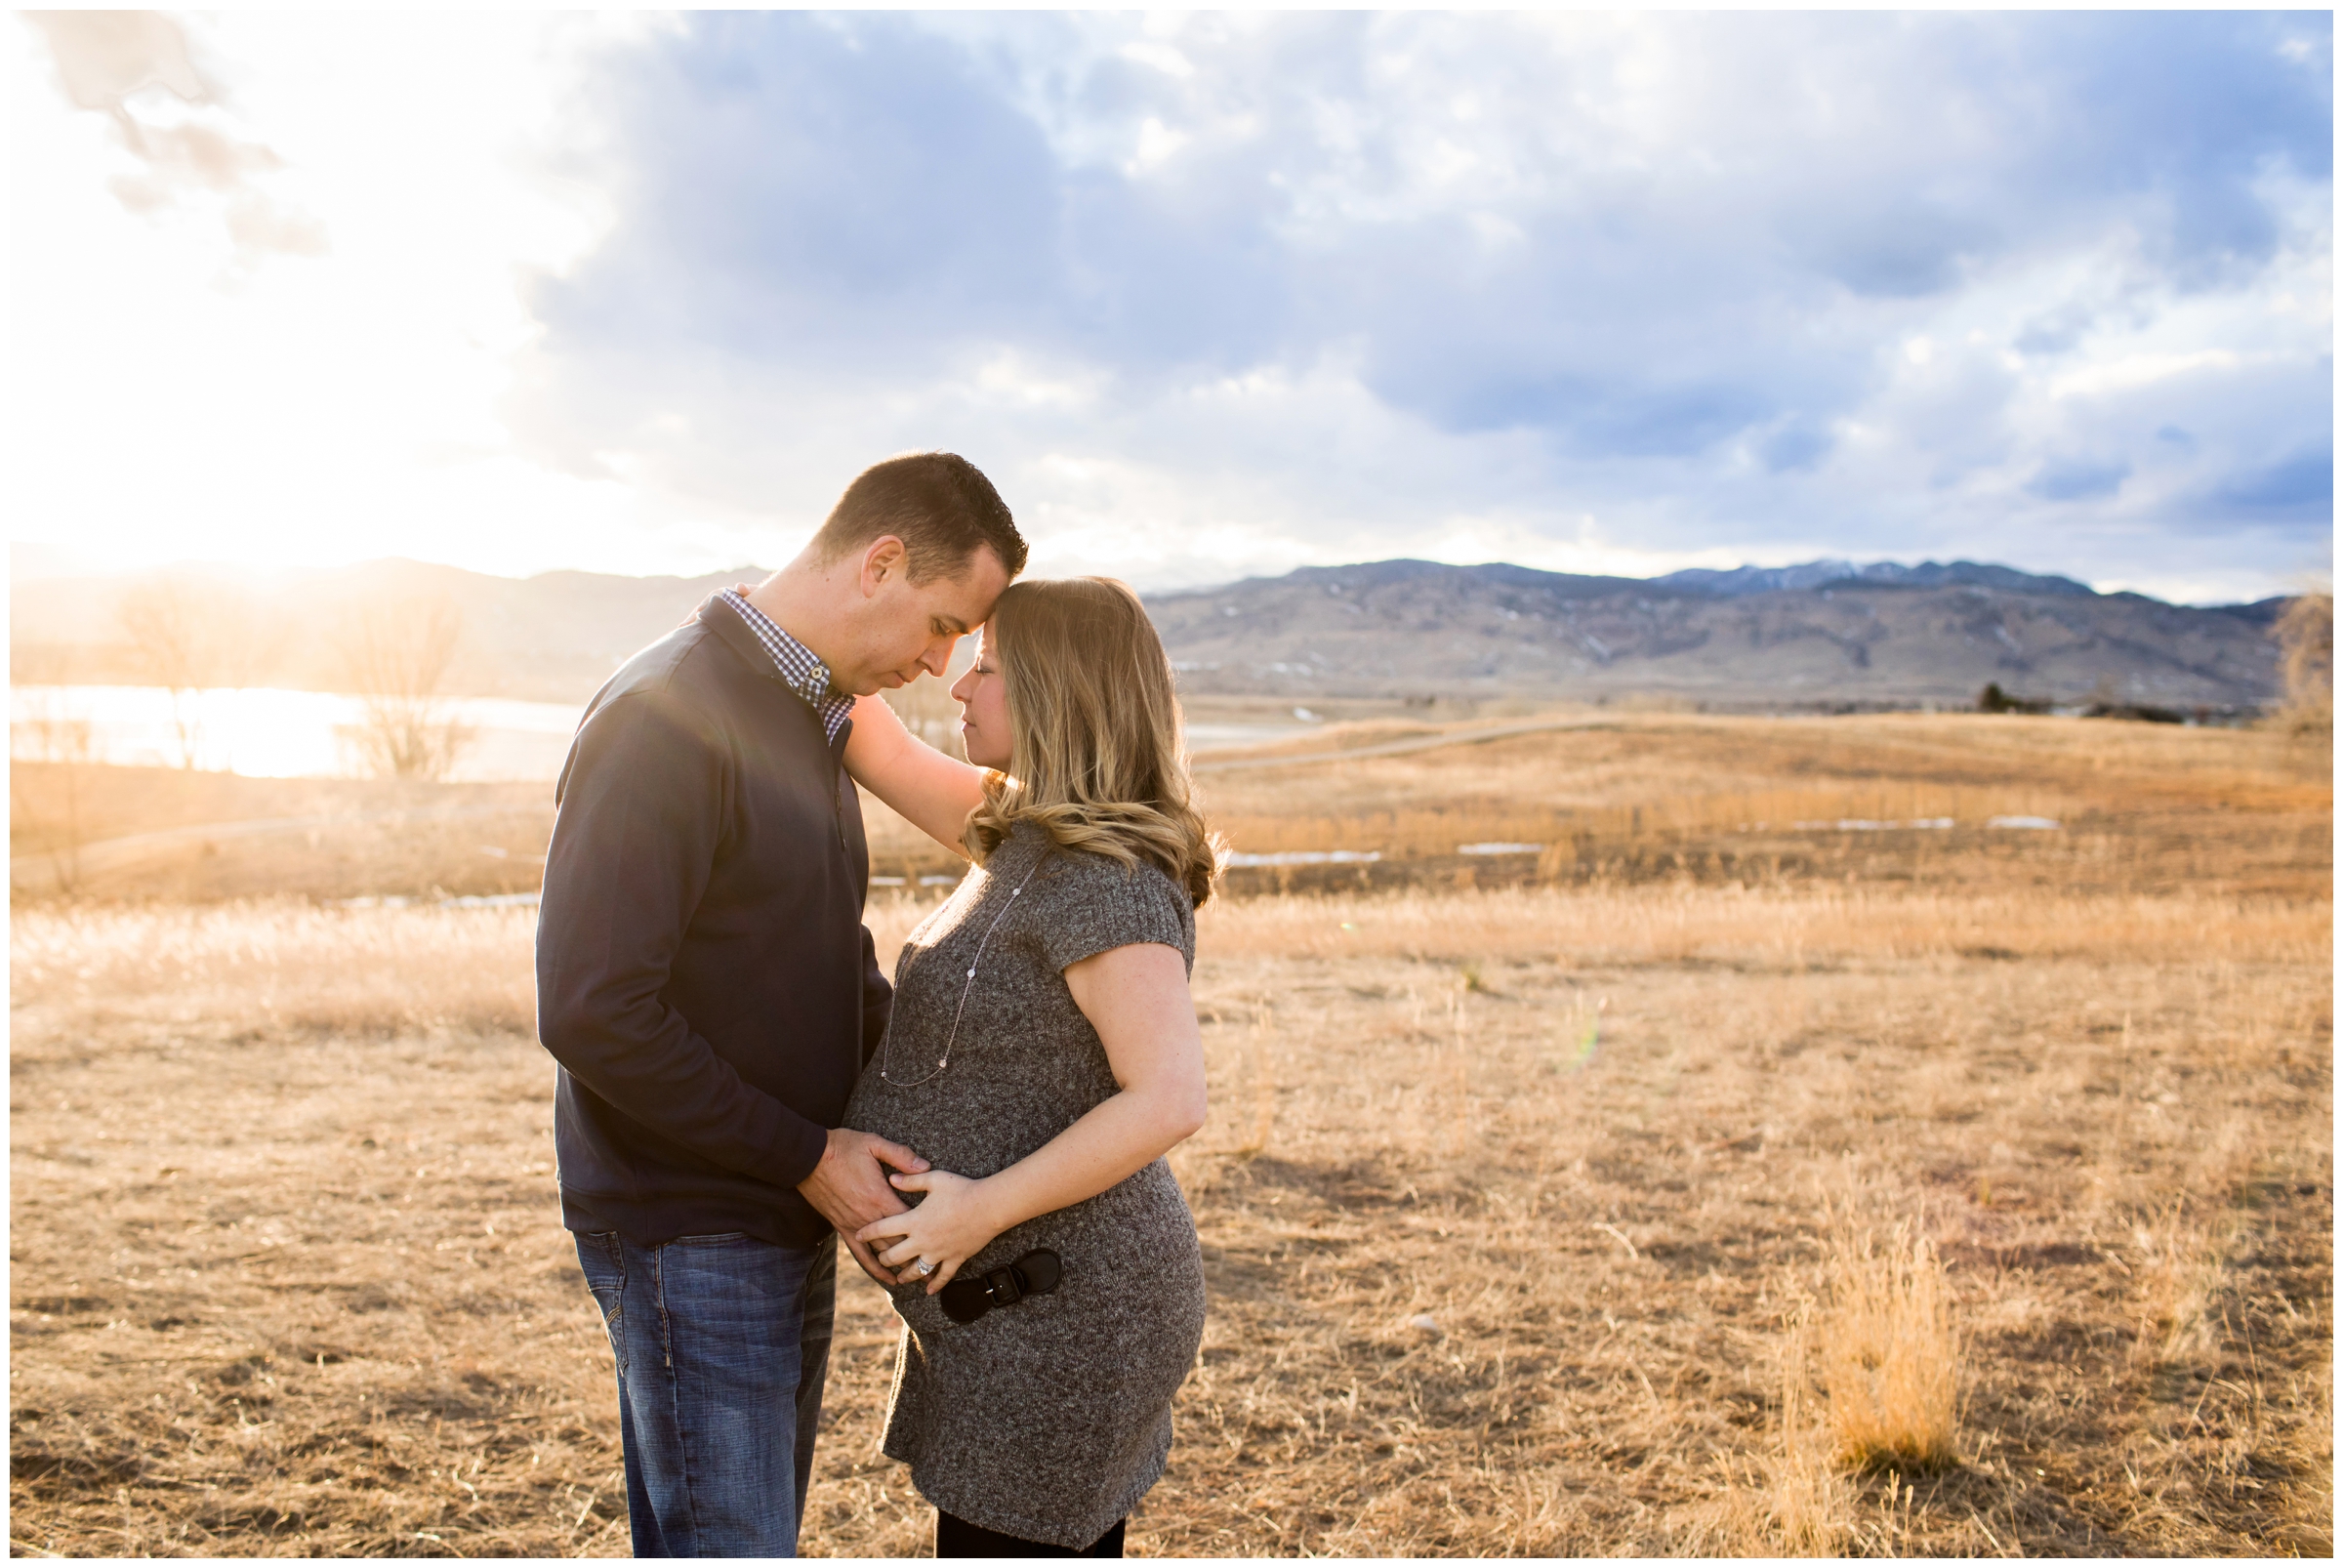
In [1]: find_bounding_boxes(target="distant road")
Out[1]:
[1191,716,1608,775]
[9,802,540,893]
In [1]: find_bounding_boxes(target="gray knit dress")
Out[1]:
[842,823,1207,1549]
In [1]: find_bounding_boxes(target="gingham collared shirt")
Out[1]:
[719,588,855,744]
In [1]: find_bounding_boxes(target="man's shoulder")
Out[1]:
[555,625,741,803]
[575,615,815,763]
[557,624,723,758]
[591,619,741,714]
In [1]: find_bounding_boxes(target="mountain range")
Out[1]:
[1651,558,2093,598]
[1146,558,2284,709]
[9,552,2289,712]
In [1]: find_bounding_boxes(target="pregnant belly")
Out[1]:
[841,1080,1082,1184]
[886,1160,1202,1341]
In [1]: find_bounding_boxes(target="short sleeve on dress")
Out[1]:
[1035,850,1196,975]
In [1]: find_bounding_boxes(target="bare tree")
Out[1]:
[115,575,211,768]
[2274,591,2333,733]
[10,693,98,894]
[334,596,473,780]
[113,573,284,769]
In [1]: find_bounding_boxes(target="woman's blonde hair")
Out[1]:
[965,577,1223,906]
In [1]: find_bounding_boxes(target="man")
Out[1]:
[536,452,1026,1556]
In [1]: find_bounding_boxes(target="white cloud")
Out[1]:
[8,11,2330,605]
[8,12,710,580]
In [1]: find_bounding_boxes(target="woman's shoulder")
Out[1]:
[1035,838,1188,904]
[1024,837,1195,969]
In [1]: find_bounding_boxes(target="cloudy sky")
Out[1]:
[10,11,2331,602]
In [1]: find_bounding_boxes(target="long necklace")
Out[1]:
[877,846,1047,1088]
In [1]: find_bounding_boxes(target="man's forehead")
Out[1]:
[930,551,1011,620]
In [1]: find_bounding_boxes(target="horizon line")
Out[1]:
[6,543,2315,609]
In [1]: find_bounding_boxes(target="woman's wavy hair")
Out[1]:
[964,577,1223,907]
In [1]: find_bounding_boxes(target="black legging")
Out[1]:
[935,1508,1126,1558]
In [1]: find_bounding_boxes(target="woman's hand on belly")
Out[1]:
[861,943,1209,1295]
[857,1170,1007,1293]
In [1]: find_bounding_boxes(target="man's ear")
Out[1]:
[858,535,909,598]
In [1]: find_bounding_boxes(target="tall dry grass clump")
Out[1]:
[2274,590,2333,733]
[1718,1224,1959,1552]
[1819,1226,1960,1470]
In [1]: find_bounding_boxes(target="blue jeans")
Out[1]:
[575,1230,837,1557]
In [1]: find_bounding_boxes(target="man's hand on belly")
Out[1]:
[800,1128,930,1286]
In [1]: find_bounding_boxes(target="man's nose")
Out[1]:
[921,633,963,680]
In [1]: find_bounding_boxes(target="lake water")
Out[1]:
[10,685,585,780]
[9,688,1316,782]
[1184,722,1310,751]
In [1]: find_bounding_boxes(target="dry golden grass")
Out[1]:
[10,905,591,1556]
[9,763,553,903]
[11,902,537,1040]
[1197,710,2328,837]
[10,713,2331,1556]
[1189,711,2330,906]
[1699,1308,1855,1557]
[1818,1227,1960,1471]
[1140,894,2326,1554]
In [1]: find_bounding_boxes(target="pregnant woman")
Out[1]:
[840,576,1220,1557]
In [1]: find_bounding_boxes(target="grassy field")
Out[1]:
[9,713,2330,1555]
[8,765,551,903]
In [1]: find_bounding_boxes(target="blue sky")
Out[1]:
[12,11,2333,601]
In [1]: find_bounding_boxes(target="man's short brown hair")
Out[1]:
[810,452,1028,584]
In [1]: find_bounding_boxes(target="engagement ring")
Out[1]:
[912,1259,937,1278]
